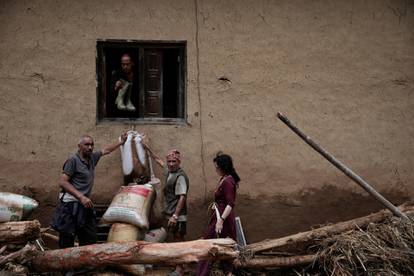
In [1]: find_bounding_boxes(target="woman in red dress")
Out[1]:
[196,152,241,276]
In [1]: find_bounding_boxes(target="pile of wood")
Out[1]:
[235,203,414,275]
[0,220,40,274]
[0,204,412,275]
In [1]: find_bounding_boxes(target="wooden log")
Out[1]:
[0,220,40,244]
[0,243,37,266]
[246,204,414,254]
[234,254,316,268]
[277,112,408,219]
[31,238,237,272]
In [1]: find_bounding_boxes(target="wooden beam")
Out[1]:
[0,244,36,266]
[277,112,408,219]
[245,204,414,254]
[31,238,237,272]
[0,220,40,244]
[234,254,316,268]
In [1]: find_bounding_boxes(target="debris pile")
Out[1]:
[236,203,414,275]
[315,212,414,276]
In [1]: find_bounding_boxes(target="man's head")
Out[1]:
[121,54,133,74]
[78,135,94,158]
[166,149,181,172]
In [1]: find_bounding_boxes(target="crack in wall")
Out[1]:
[194,0,208,203]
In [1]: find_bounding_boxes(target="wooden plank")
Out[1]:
[245,204,414,254]
[31,238,237,272]
[0,220,40,244]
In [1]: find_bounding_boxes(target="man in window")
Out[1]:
[112,54,137,112]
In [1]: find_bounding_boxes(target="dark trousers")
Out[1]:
[58,216,97,248]
[52,202,97,248]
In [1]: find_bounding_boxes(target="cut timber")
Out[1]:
[246,204,414,254]
[0,220,40,244]
[31,238,237,272]
[234,254,316,268]
[277,112,408,219]
[0,244,37,266]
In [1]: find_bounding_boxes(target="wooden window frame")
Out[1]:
[96,39,187,125]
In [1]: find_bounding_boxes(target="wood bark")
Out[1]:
[0,220,40,244]
[0,244,37,266]
[277,112,408,219]
[31,238,237,272]
[234,254,316,268]
[246,204,414,254]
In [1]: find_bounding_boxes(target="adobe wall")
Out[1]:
[0,0,413,241]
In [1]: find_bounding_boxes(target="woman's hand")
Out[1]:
[215,217,224,234]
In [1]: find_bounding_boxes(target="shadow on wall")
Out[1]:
[187,184,411,243]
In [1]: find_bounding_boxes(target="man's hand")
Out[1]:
[168,216,178,229]
[79,195,94,209]
[120,131,128,145]
[114,80,123,91]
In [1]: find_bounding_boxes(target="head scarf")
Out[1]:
[166,149,181,163]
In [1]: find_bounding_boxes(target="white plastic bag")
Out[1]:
[144,227,167,243]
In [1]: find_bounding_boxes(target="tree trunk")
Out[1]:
[246,204,414,254]
[0,220,40,244]
[31,238,237,272]
[234,254,316,268]
[0,243,37,266]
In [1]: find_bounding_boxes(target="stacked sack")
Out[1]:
[103,184,167,275]
[103,131,167,275]
[0,192,38,222]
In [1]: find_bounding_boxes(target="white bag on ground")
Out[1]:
[103,184,155,229]
[0,192,38,222]
[144,227,167,243]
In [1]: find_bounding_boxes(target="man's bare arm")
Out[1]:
[142,142,165,167]
[59,174,93,208]
[101,132,127,156]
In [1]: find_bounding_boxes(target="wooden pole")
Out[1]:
[31,238,237,272]
[276,112,408,219]
[234,254,316,268]
[245,204,414,254]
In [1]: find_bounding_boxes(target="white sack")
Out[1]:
[0,192,38,222]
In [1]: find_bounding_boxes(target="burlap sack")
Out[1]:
[103,184,155,229]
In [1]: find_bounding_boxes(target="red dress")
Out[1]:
[196,175,237,275]
[204,175,237,240]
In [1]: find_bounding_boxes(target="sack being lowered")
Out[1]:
[0,192,39,222]
[103,184,155,229]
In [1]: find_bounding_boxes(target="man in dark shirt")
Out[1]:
[52,133,127,248]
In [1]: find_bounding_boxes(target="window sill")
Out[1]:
[97,117,188,125]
